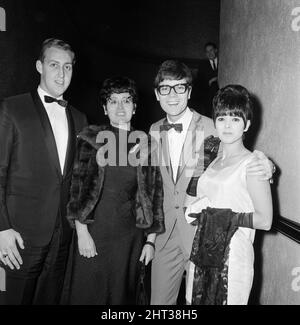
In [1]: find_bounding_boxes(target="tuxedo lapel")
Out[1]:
[63,107,76,177]
[32,92,62,178]
[156,119,174,188]
[207,59,214,73]
[176,112,204,182]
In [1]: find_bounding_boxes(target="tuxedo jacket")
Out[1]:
[201,59,218,87]
[0,92,87,246]
[192,60,219,117]
[150,110,217,255]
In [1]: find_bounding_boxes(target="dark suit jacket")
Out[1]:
[202,59,218,86]
[0,92,87,246]
[202,59,219,100]
[189,59,219,117]
[193,59,219,117]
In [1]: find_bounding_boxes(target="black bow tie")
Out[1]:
[160,123,183,133]
[44,95,68,108]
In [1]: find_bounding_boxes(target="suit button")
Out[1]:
[175,205,180,209]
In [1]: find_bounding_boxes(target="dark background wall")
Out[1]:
[0,0,220,131]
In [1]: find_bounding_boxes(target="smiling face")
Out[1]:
[36,46,73,98]
[215,115,250,144]
[104,92,136,128]
[154,78,191,122]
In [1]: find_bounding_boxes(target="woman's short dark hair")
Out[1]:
[154,60,193,87]
[38,38,75,64]
[100,76,138,106]
[212,84,253,127]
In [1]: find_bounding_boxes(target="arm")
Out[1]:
[246,150,275,181]
[75,220,97,258]
[222,167,273,230]
[139,232,156,265]
[246,174,273,230]
[208,76,218,86]
[67,136,98,258]
[144,164,165,235]
[0,101,24,270]
[139,146,165,265]
[183,135,220,214]
[139,166,164,265]
[66,137,97,227]
[0,101,14,231]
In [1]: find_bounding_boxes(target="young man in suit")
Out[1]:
[0,38,87,304]
[149,60,273,305]
[204,42,219,85]
[203,42,219,116]
[192,42,219,117]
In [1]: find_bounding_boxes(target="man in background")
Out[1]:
[193,42,219,117]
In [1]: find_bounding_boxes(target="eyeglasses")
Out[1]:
[157,83,190,96]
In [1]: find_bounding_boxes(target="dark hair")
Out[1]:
[212,84,253,127]
[99,76,138,106]
[38,38,75,64]
[204,42,217,50]
[154,60,193,87]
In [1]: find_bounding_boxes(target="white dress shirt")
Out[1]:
[210,58,218,71]
[38,86,69,174]
[167,108,193,182]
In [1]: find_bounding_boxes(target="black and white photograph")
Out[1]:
[0,0,299,314]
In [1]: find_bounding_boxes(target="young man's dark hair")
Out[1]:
[154,60,193,88]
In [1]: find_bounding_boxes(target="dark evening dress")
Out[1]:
[68,127,144,305]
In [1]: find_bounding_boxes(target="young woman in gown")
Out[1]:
[65,76,164,305]
[184,85,273,305]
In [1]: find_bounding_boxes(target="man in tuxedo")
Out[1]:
[204,42,219,116]
[149,60,273,305]
[0,38,87,304]
[193,42,219,117]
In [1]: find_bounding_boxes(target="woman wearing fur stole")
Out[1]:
[65,76,164,305]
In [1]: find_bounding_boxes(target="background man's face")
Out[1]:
[205,45,217,60]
